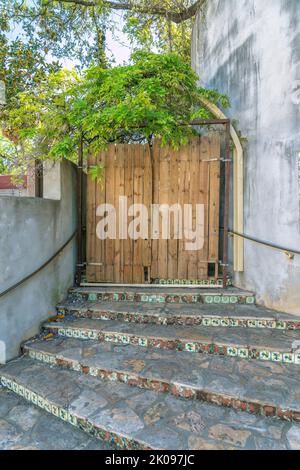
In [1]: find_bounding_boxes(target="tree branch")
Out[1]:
[44,0,204,23]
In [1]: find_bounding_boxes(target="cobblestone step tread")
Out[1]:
[44,317,300,354]
[58,300,300,323]
[0,387,113,450]
[1,357,299,450]
[24,336,300,415]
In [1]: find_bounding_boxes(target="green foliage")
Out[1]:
[2,51,229,171]
[1,1,196,70]
[89,164,105,187]
[123,3,193,60]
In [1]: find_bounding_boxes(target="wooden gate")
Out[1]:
[86,134,221,283]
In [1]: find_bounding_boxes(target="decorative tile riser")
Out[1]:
[0,376,150,450]
[45,326,300,366]
[58,308,300,331]
[152,279,233,287]
[23,347,300,423]
[69,292,256,306]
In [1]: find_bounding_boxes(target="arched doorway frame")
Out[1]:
[200,98,244,272]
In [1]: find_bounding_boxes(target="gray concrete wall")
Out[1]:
[192,0,300,314]
[0,159,77,361]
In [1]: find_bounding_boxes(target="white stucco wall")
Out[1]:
[192,0,300,314]
[0,160,77,361]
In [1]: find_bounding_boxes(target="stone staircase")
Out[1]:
[1,285,300,450]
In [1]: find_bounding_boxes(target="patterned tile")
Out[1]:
[185,343,198,353]
[227,347,238,357]
[283,354,295,364]
[259,351,271,361]
[271,352,283,363]
[138,338,148,347]
[238,348,249,359]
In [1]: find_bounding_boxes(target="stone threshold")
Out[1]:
[23,337,300,422]
[44,318,300,366]
[57,302,300,331]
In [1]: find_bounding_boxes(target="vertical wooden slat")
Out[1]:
[118,144,125,283]
[86,151,96,282]
[151,140,160,280]
[132,145,143,283]
[124,144,133,283]
[168,146,179,279]
[157,145,169,280]
[96,150,106,281]
[177,142,190,279]
[104,145,115,282]
[114,145,121,283]
[143,145,152,279]
[187,136,199,279]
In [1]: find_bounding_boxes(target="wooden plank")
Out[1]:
[113,145,121,283]
[132,145,143,283]
[123,144,133,283]
[118,144,125,283]
[95,150,106,281]
[187,137,200,280]
[142,144,152,279]
[167,146,179,279]
[86,151,96,282]
[157,144,169,280]
[104,144,115,282]
[151,140,160,280]
[177,141,190,279]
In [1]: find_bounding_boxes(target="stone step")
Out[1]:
[57,300,300,331]
[23,336,300,422]
[0,387,113,450]
[69,286,256,306]
[1,356,298,450]
[43,317,300,366]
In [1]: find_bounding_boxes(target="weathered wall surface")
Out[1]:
[192,0,300,313]
[0,160,77,361]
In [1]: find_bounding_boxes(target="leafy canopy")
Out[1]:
[3,51,229,170]
[1,1,202,67]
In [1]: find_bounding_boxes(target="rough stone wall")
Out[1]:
[192,0,300,314]
[0,160,77,361]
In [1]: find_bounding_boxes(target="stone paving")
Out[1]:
[44,317,300,365]
[58,300,300,329]
[24,336,300,419]
[2,285,300,450]
[0,387,114,450]
[2,357,300,450]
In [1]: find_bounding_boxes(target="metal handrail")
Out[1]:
[0,229,77,299]
[229,230,300,257]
